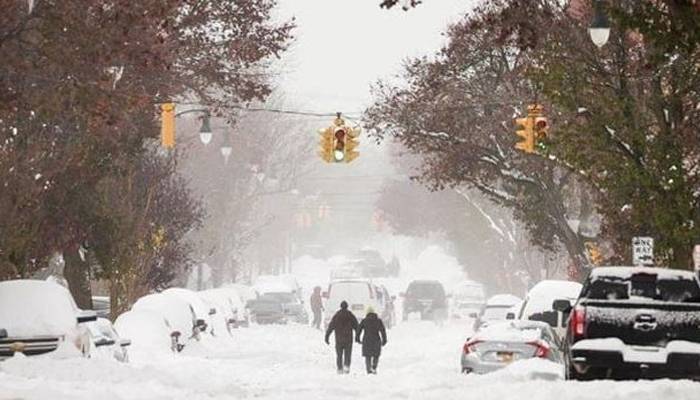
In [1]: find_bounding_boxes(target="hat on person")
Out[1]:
[366,306,375,315]
[340,301,348,309]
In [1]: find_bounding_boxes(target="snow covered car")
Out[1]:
[247,294,288,325]
[473,294,523,331]
[223,283,257,327]
[519,280,582,337]
[555,266,700,380]
[86,317,131,362]
[451,281,486,319]
[401,280,448,321]
[132,292,201,349]
[161,288,217,336]
[0,279,97,360]
[256,280,308,324]
[461,320,564,375]
[114,309,175,354]
[199,288,242,335]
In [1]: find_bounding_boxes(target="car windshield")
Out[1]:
[407,283,445,299]
[455,285,484,300]
[585,274,700,302]
[265,292,296,303]
[482,305,511,320]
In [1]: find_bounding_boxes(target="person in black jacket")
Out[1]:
[325,300,359,374]
[356,307,387,374]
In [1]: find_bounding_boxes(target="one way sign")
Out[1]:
[632,237,654,266]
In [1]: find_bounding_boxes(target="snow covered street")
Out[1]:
[2,319,700,400]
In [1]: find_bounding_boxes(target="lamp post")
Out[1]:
[589,0,610,48]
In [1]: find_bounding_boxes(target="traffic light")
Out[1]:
[318,114,360,163]
[534,116,548,140]
[514,115,535,153]
[161,103,176,148]
[318,127,334,162]
[585,242,603,266]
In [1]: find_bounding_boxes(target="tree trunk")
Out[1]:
[63,246,93,309]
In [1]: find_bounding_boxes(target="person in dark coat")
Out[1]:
[356,307,387,374]
[310,286,324,329]
[325,300,359,374]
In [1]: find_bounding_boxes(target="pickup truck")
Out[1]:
[554,266,700,380]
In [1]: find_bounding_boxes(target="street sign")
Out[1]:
[632,237,654,266]
[693,244,700,271]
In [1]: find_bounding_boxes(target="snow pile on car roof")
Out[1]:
[114,309,173,358]
[0,280,76,337]
[522,280,582,316]
[486,294,522,306]
[473,321,546,342]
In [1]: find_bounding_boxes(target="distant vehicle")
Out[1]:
[255,275,303,302]
[519,280,582,338]
[86,318,131,362]
[451,281,486,319]
[386,255,401,277]
[473,294,522,331]
[402,280,449,321]
[323,279,382,326]
[91,296,111,319]
[0,280,97,360]
[247,294,288,325]
[264,291,309,324]
[461,320,564,376]
[114,309,176,354]
[353,249,388,277]
[555,266,700,380]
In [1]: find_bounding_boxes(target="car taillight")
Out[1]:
[572,306,586,338]
[527,340,550,358]
[462,339,482,354]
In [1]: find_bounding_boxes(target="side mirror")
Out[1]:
[95,338,116,347]
[506,312,516,320]
[120,339,132,347]
[0,329,7,339]
[209,308,217,316]
[77,310,97,323]
[552,299,573,313]
[195,319,207,331]
[468,312,478,319]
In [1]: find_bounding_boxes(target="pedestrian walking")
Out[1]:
[324,300,359,374]
[356,306,387,374]
[310,286,324,330]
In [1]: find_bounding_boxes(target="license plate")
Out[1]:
[498,352,514,363]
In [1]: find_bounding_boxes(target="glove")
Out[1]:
[382,340,387,346]
[325,338,330,345]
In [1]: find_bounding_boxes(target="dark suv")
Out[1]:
[402,280,448,321]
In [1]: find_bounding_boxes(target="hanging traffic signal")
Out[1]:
[318,113,360,163]
[318,127,334,162]
[514,115,535,153]
[161,103,176,148]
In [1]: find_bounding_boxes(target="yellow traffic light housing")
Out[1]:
[514,115,535,153]
[585,242,603,266]
[318,113,360,163]
[161,103,176,148]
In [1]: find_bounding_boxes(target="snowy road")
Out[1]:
[2,320,700,400]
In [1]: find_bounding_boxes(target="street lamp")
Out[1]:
[220,132,232,163]
[199,113,213,145]
[589,0,610,48]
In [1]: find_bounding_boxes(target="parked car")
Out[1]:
[353,248,389,277]
[199,288,243,335]
[223,283,257,327]
[473,294,523,331]
[519,280,582,337]
[0,279,97,360]
[263,289,309,324]
[555,266,700,380]
[161,288,217,336]
[132,292,201,349]
[247,294,288,325]
[461,320,564,376]
[114,309,176,354]
[323,279,382,326]
[86,318,131,362]
[401,280,448,321]
[451,281,486,319]
[91,296,111,319]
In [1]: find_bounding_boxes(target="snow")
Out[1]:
[113,310,173,358]
[589,266,698,281]
[486,294,522,307]
[472,321,547,343]
[521,280,582,318]
[0,280,77,337]
[131,293,194,339]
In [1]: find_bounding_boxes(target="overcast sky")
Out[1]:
[276,0,472,115]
